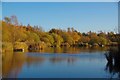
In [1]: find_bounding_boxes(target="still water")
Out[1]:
[2,47,119,78]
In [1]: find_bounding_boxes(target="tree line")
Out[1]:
[2,16,120,51]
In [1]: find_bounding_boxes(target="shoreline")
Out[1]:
[2,43,119,53]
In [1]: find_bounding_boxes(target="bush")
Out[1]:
[14,42,28,52]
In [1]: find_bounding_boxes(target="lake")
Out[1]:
[2,47,120,78]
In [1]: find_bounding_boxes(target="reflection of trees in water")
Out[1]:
[2,52,14,78]
[26,56,45,67]
[2,52,27,78]
[105,46,120,79]
[0,54,2,78]
[43,47,108,54]
[2,52,45,78]
[49,56,77,64]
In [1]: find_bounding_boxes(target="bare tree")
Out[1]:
[11,15,19,26]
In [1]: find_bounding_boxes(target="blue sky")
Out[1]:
[1,0,119,2]
[2,2,118,32]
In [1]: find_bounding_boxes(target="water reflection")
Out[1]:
[2,52,13,78]
[38,47,108,53]
[2,47,112,78]
[105,46,120,79]
[2,52,45,78]
[0,53,2,78]
[49,56,78,64]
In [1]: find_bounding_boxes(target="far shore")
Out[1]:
[2,42,119,53]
